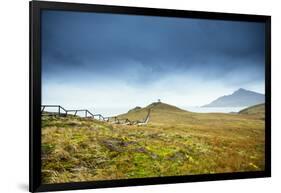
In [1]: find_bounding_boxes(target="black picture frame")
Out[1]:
[29,1,271,192]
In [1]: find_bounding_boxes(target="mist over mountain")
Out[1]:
[203,88,265,107]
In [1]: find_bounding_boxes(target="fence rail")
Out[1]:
[41,105,137,125]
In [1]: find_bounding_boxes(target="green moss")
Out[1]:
[41,112,265,183]
[42,143,55,155]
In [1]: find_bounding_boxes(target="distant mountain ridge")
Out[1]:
[203,88,265,107]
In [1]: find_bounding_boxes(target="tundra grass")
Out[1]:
[41,108,265,184]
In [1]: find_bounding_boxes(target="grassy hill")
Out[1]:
[239,103,265,119]
[119,102,264,128]
[118,102,189,124]
[41,102,265,184]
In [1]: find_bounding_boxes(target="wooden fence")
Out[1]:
[41,105,134,124]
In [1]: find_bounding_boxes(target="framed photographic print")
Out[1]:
[30,1,271,192]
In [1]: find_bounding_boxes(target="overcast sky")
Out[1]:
[41,10,265,115]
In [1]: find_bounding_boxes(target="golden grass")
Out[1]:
[41,104,265,184]
[239,103,265,119]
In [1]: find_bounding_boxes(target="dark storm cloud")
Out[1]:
[42,10,265,86]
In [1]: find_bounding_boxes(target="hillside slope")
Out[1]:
[42,111,265,183]
[118,102,191,125]
[239,103,265,119]
[118,101,264,127]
